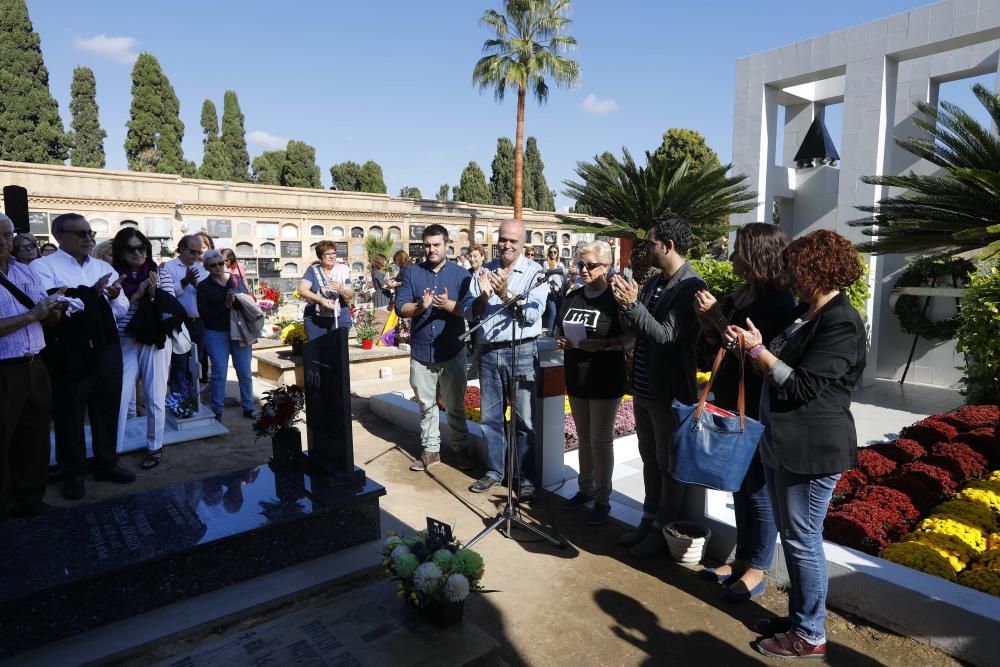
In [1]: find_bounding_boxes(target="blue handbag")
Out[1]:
[670,340,765,492]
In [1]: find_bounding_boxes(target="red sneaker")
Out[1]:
[756,631,827,660]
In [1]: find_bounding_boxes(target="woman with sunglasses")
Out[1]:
[13,234,39,264]
[543,244,566,334]
[198,249,255,421]
[555,241,633,526]
[111,228,175,470]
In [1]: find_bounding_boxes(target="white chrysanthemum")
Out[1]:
[443,573,470,602]
[383,536,403,554]
[391,544,411,564]
[413,562,443,594]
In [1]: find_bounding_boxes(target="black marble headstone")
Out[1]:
[302,328,356,478]
[0,464,385,658]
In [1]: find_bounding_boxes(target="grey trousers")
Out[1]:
[569,396,620,504]
[409,351,469,454]
[634,395,689,526]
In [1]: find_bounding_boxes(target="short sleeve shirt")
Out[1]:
[302,263,352,328]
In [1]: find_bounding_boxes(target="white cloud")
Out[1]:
[247,131,288,151]
[580,93,618,115]
[73,35,139,65]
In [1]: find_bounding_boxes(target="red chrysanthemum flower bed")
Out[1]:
[824,500,910,555]
[924,442,988,483]
[954,426,999,466]
[832,468,867,503]
[884,461,959,512]
[900,417,960,447]
[855,448,898,480]
[940,405,1000,432]
[875,438,927,464]
[853,485,922,525]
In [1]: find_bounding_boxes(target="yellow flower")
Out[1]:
[971,548,1000,573]
[696,371,711,385]
[958,569,1000,597]
[929,499,997,535]
[280,322,307,346]
[955,487,1000,517]
[387,530,397,536]
[880,541,958,581]
[915,516,988,555]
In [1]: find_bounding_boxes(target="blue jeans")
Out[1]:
[733,450,777,569]
[764,464,840,645]
[478,341,536,483]
[203,329,254,415]
[543,294,561,333]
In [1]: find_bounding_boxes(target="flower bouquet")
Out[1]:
[383,528,484,627]
[353,306,380,349]
[253,384,306,438]
[280,321,307,355]
[258,298,275,314]
[165,379,199,418]
[257,282,284,308]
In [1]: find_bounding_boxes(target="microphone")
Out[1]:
[541,268,564,277]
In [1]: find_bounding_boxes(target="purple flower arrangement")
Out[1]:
[564,399,636,451]
[165,378,198,418]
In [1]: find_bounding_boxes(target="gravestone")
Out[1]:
[302,328,360,481]
[0,464,385,658]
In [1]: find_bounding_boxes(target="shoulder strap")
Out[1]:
[0,270,36,311]
[694,335,747,431]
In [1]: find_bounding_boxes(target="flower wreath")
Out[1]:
[893,257,974,341]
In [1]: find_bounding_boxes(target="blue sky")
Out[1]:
[28,0,977,210]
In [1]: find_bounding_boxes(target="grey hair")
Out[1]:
[0,213,12,230]
[578,240,613,265]
[202,249,224,265]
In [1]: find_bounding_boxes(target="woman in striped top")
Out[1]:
[112,228,175,470]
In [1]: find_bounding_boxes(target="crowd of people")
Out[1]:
[0,209,867,660]
[393,214,866,662]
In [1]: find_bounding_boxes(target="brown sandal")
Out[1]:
[140,451,163,470]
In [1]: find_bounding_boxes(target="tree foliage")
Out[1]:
[489,136,515,206]
[850,83,1000,259]
[281,140,322,188]
[252,150,285,186]
[221,90,249,182]
[472,0,580,217]
[124,53,194,176]
[525,136,554,211]
[198,99,228,181]
[653,128,721,168]
[399,186,422,199]
[364,235,396,266]
[330,161,362,191]
[454,161,491,204]
[560,149,756,274]
[68,66,106,168]
[436,183,450,202]
[0,0,69,163]
[359,160,387,193]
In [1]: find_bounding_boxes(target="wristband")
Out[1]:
[749,344,766,360]
[621,301,637,312]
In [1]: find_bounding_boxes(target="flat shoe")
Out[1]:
[699,567,732,584]
[141,451,163,470]
[721,579,766,602]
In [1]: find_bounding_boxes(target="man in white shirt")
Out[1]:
[31,213,135,500]
[163,235,208,387]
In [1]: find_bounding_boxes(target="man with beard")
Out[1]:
[396,224,475,472]
[609,213,707,557]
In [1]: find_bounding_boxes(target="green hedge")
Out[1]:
[955,262,1000,405]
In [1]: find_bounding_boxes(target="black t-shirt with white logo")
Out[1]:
[556,286,627,400]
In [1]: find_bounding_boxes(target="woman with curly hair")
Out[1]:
[693,223,796,602]
[727,229,866,661]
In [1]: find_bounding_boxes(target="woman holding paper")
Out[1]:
[555,241,633,526]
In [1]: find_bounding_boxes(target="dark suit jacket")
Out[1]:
[764,291,867,475]
[620,262,707,404]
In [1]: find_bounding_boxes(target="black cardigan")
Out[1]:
[763,291,867,475]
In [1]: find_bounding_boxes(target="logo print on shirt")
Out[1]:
[563,307,600,329]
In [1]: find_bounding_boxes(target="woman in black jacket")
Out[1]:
[728,230,866,661]
[693,223,796,602]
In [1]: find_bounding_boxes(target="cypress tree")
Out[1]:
[524,137,554,211]
[0,0,69,163]
[251,150,285,185]
[124,53,194,175]
[399,186,422,199]
[198,99,228,181]
[489,137,515,207]
[281,140,322,188]
[330,161,361,191]
[436,184,450,202]
[68,66,106,168]
[453,161,490,204]
[359,160,387,193]
[221,90,250,182]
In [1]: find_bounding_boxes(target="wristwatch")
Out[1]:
[621,301,638,312]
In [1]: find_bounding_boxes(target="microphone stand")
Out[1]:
[461,273,564,549]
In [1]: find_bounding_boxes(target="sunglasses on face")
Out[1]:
[205,261,224,268]
[64,230,97,240]
[125,244,146,254]
[577,261,604,271]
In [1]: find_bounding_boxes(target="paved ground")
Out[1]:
[38,373,966,667]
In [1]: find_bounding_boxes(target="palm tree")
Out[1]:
[472,0,581,219]
[560,149,757,279]
[850,83,1000,259]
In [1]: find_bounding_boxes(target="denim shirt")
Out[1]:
[396,260,472,364]
[469,255,548,343]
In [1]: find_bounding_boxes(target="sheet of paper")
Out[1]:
[562,320,587,347]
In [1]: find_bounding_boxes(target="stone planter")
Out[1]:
[663,521,712,564]
[409,598,465,628]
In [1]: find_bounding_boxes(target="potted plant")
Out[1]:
[253,384,306,465]
[280,321,307,356]
[353,306,379,350]
[383,529,485,628]
[663,521,712,564]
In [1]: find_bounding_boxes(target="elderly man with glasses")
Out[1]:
[31,213,134,500]
[163,235,209,387]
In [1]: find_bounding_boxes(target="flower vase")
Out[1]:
[291,342,304,356]
[361,339,374,350]
[410,598,465,628]
[271,427,302,466]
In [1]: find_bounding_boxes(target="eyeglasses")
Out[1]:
[183,247,204,255]
[204,262,224,268]
[64,230,97,240]
[577,261,604,271]
[125,244,146,254]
